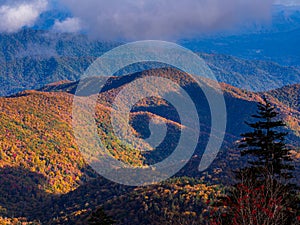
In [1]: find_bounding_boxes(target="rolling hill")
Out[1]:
[0,69,299,224]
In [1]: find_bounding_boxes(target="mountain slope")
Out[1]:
[201,53,300,91]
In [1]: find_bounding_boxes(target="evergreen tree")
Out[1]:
[239,98,294,181]
[220,98,299,225]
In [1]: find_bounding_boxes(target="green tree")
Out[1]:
[212,99,299,225]
[239,98,294,181]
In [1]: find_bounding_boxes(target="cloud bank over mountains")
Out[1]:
[0,0,290,40]
[61,0,273,40]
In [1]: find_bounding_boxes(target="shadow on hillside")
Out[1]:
[0,166,52,220]
[0,165,132,223]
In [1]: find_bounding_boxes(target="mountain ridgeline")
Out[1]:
[1,30,300,96]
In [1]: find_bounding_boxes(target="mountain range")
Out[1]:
[0,6,299,222]
[1,30,300,97]
[181,5,300,67]
[0,68,299,224]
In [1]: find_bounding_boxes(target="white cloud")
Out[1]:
[61,0,274,40]
[0,0,48,33]
[53,17,82,33]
